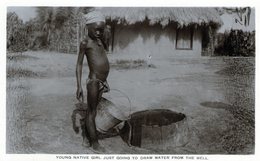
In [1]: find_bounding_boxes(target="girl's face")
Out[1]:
[87,22,105,39]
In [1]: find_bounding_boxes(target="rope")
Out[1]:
[109,88,132,120]
[109,88,133,146]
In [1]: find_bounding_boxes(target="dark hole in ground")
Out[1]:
[119,109,186,147]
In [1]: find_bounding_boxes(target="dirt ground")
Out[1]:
[6,51,255,154]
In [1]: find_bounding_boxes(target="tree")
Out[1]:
[33,7,94,53]
[216,7,251,26]
[7,12,28,52]
[36,7,56,46]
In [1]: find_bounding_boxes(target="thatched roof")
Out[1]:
[99,7,223,27]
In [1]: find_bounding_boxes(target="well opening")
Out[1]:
[119,109,189,149]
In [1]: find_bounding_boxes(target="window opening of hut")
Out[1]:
[176,27,193,50]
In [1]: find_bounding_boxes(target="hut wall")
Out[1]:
[111,25,202,58]
[192,28,202,56]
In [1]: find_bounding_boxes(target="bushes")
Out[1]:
[215,30,255,57]
[7,12,29,52]
[7,28,29,52]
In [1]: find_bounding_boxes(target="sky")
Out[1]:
[7,7,36,22]
[218,8,255,33]
[7,6,255,32]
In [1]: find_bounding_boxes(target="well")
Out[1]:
[121,109,190,150]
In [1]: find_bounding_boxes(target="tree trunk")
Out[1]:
[208,26,215,56]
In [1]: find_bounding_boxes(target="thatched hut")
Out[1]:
[99,7,223,58]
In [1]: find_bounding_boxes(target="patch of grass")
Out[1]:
[200,102,232,110]
[7,84,30,91]
[202,57,255,154]
[7,68,40,78]
[7,53,39,61]
[220,105,255,154]
[111,59,156,70]
[218,95,255,153]
[216,58,255,76]
[201,101,254,153]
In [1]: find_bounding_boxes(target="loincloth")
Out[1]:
[87,78,110,93]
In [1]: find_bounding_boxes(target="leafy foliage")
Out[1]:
[7,7,91,53]
[7,12,28,52]
[33,7,91,53]
[215,30,255,57]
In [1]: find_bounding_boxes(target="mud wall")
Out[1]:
[111,24,202,59]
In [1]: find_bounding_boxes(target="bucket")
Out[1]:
[95,97,127,133]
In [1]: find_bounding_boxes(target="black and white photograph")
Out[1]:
[2,1,258,160]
